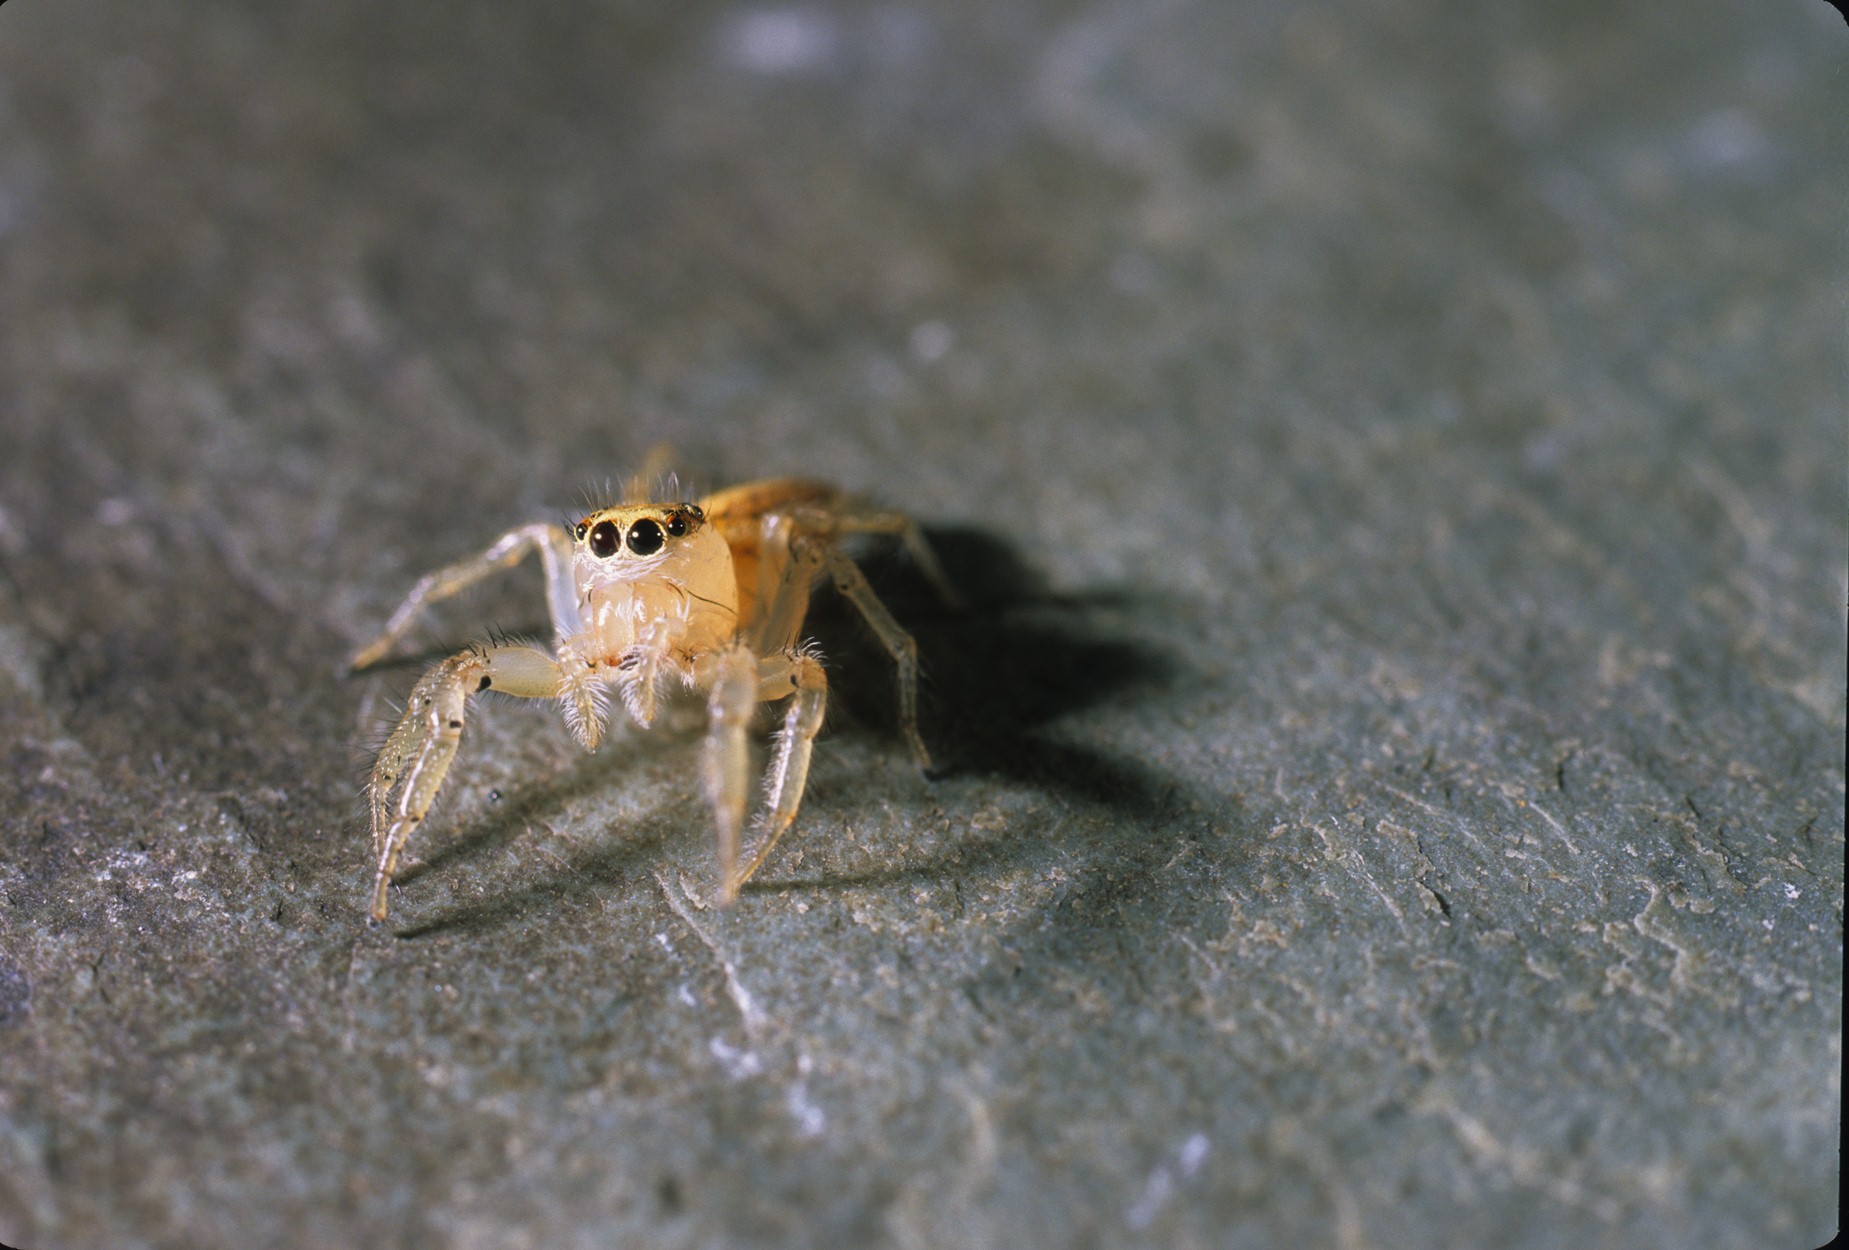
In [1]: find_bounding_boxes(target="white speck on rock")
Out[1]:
[1126,1131,1211,1229]
[720,8,839,76]
[1178,1132,1210,1176]
[709,1037,763,1080]
[787,1060,827,1138]
[1685,107,1768,172]
[909,320,954,363]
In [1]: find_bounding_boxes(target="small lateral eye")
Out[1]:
[665,512,687,538]
[589,520,620,557]
[574,521,588,541]
[626,518,664,555]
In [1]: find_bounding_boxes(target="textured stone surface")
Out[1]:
[0,1,1841,1247]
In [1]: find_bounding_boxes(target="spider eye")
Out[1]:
[574,521,588,541]
[665,512,687,538]
[626,518,664,555]
[588,520,620,557]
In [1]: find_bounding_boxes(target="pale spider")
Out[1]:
[350,473,957,923]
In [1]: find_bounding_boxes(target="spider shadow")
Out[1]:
[759,529,1251,1040]
[388,815,678,942]
[743,524,1194,894]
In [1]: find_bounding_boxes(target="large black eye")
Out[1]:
[589,520,620,557]
[626,518,664,555]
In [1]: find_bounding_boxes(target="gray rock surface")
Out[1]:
[0,1,1841,1247]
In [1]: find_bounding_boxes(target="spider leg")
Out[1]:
[819,545,934,774]
[367,643,563,923]
[350,523,579,670]
[747,516,827,655]
[829,507,963,611]
[698,642,760,907]
[729,647,828,900]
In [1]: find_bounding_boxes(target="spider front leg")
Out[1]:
[350,522,580,670]
[367,643,563,923]
[697,643,760,906]
[698,643,830,906]
[735,647,828,900]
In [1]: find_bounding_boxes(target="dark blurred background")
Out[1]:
[0,2,1841,1247]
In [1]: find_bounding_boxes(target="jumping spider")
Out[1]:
[350,474,957,923]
